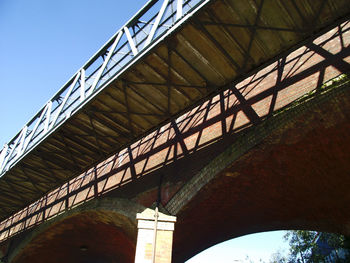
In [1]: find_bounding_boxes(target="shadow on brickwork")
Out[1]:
[0,19,349,245]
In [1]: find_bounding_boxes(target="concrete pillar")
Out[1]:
[135,208,176,263]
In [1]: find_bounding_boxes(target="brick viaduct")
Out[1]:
[1,20,350,263]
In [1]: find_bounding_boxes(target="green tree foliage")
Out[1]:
[283,231,350,263]
[269,249,288,263]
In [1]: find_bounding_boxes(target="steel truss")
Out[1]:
[0,0,349,226]
[0,0,204,177]
[0,19,349,241]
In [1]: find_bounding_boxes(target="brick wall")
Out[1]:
[0,19,349,246]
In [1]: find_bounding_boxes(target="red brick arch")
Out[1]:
[10,198,146,263]
[171,82,350,262]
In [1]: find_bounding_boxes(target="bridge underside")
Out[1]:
[172,81,350,262]
[5,198,144,263]
[1,0,349,221]
[5,72,350,263]
[13,214,135,263]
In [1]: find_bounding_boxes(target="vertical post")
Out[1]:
[80,68,86,102]
[151,207,159,263]
[134,209,176,263]
[65,182,69,210]
[93,169,98,197]
[176,0,183,20]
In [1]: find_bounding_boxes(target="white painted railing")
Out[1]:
[0,0,205,177]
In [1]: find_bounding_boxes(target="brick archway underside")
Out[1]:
[172,86,350,262]
[14,212,135,263]
[10,198,146,263]
[8,86,350,263]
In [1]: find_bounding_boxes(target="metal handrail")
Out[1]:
[0,0,206,177]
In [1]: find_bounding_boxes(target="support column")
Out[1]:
[135,208,176,263]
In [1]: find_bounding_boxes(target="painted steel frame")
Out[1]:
[0,17,349,241]
[0,0,349,238]
[0,0,209,178]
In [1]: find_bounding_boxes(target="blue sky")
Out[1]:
[187,231,289,262]
[0,0,290,261]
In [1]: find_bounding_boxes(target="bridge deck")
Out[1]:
[0,0,349,220]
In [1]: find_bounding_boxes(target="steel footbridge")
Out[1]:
[0,0,349,224]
